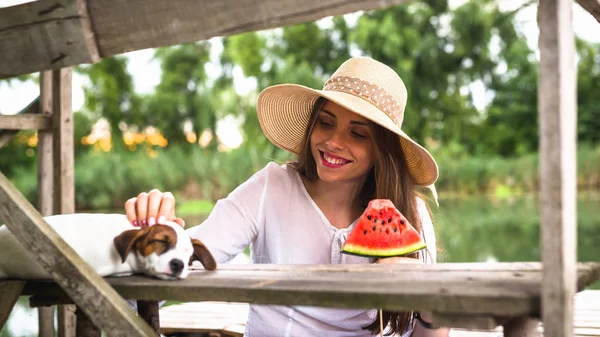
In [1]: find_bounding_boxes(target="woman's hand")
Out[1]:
[375,256,422,265]
[124,189,185,228]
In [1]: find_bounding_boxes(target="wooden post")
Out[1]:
[0,281,25,330]
[137,301,160,335]
[52,66,77,337]
[538,1,577,337]
[503,317,541,337]
[38,70,55,337]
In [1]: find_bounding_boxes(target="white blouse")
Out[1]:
[187,162,437,337]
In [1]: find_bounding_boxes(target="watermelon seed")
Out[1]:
[394,227,398,232]
[363,230,367,235]
[367,215,372,220]
[372,226,376,231]
[386,228,390,234]
[387,218,392,223]
[374,217,378,223]
[400,219,405,225]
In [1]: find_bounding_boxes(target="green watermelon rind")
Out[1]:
[341,241,427,258]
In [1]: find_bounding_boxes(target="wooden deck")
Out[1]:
[158,290,600,337]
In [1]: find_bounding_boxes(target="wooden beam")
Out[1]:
[576,0,600,24]
[0,115,51,131]
[538,1,578,337]
[0,281,25,330]
[0,172,159,336]
[1,0,414,78]
[37,70,55,337]
[0,0,100,78]
[51,67,76,337]
[20,263,600,318]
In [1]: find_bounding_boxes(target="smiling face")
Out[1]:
[309,101,376,185]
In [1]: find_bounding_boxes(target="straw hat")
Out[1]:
[256,57,439,187]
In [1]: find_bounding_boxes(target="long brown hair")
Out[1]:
[289,97,433,335]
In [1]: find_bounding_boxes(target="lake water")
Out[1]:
[2,192,599,336]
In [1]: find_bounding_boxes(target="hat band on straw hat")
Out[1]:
[323,76,404,127]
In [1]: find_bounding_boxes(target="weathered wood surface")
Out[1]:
[0,281,25,330]
[20,263,600,321]
[576,0,600,23]
[158,290,600,337]
[0,173,158,336]
[0,0,414,78]
[0,114,51,131]
[0,0,100,78]
[137,300,161,335]
[0,97,40,148]
[37,70,54,337]
[50,67,76,337]
[538,0,578,336]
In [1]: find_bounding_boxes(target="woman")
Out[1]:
[125,57,450,337]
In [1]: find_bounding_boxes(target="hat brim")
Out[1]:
[257,84,439,186]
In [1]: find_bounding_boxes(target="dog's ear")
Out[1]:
[189,239,217,271]
[113,229,145,263]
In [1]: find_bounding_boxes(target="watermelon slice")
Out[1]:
[342,199,427,257]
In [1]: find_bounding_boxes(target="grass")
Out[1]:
[178,199,215,215]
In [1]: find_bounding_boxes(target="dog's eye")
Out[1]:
[148,239,169,245]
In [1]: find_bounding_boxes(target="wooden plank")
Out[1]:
[0,0,100,78]
[538,0,578,337]
[0,173,158,336]
[52,68,75,217]
[0,96,40,147]
[137,301,160,333]
[576,0,600,24]
[0,281,25,330]
[37,71,54,337]
[0,115,51,131]
[75,307,101,337]
[50,67,77,337]
[20,263,600,318]
[1,0,414,77]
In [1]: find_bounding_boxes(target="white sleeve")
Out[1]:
[186,165,269,264]
[417,197,437,264]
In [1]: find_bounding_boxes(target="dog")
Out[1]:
[0,213,216,280]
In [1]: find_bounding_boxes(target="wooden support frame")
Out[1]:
[538,0,578,337]
[0,0,416,78]
[0,172,159,336]
[576,0,600,23]
[0,281,25,330]
[37,70,55,337]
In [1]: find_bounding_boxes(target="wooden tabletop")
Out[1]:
[21,262,600,318]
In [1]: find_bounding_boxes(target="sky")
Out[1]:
[1,0,598,146]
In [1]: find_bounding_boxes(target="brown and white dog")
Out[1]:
[0,213,216,280]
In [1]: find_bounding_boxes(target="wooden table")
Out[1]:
[13,262,600,336]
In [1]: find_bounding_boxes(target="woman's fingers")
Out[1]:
[124,190,180,228]
[135,192,149,227]
[147,189,163,226]
[157,192,175,224]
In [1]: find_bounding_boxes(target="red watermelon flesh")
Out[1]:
[342,199,427,257]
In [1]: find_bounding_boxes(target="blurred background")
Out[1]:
[1,0,599,335]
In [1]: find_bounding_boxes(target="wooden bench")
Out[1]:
[18,262,600,337]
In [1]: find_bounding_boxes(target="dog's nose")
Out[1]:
[169,259,184,275]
